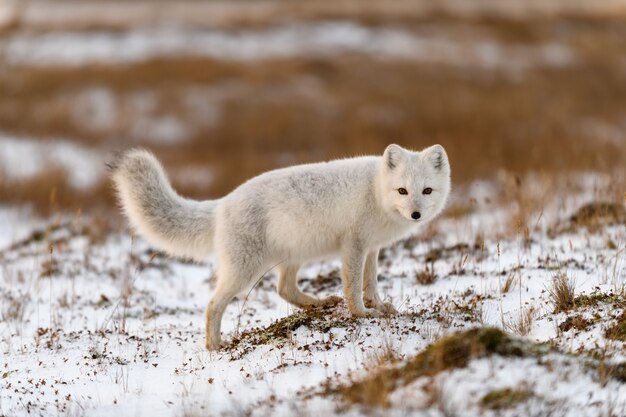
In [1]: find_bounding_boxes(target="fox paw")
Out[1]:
[301,295,342,309]
[205,338,225,351]
[365,299,398,316]
[351,307,383,319]
[377,302,398,316]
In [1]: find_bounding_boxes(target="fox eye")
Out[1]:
[423,187,433,195]
[398,188,408,195]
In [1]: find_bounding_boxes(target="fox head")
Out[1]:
[378,144,451,224]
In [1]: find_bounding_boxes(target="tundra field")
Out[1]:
[1,1,626,416]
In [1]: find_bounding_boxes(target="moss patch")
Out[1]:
[574,292,626,309]
[228,306,354,349]
[480,388,532,410]
[327,327,549,408]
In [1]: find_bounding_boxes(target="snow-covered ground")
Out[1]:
[0,136,105,190]
[2,23,574,73]
[0,176,625,416]
[0,135,214,191]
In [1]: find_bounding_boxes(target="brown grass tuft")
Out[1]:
[480,387,533,410]
[605,311,626,342]
[558,314,591,333]
[416,262,437,285]
[548,273,576,313]
[504,306,536,336]
[569,202,626,232]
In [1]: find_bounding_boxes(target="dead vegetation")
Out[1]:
[416,263,437,285]
[424,242,485,264]
[0,290,30,323]
[326,327,546,408]
[555,291,626,334]
[548,273,576,313]
[501,273,517,294]
[10,0,626,33]
[504,306,536,337]
[558,314,592,333]
[480,387,533,410]
[227,305,355,351]
[605,311,626,342]
[323,326,626,410]
[0,166,112,215]
[570,202,626,230]
[0,220,109,259]
[573,292,626,309]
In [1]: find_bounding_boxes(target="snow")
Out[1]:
[2,22,575,72]
[69,87,194,145]
[0,207,46,251]
[0,135,105,189]
[0,175,625,416]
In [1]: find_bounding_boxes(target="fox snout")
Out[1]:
[411,211,421,220]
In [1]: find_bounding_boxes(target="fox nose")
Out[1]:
[411,211,421,220]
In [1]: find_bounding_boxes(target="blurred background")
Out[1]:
[0,0,625,216]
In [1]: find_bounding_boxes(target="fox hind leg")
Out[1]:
[205,260,264,350]
[277,264,341,308]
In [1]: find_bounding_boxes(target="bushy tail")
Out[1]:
[109,149,217,261]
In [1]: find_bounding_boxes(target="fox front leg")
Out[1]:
[341,242,382,318]
[363,249,398,315]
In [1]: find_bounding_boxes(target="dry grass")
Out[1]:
[327,327,540,408]
[0,291,29,323]
[605,311,626,342]
[569,202,626,232]
[416,263,437,285]
[501,274,516,294]
[10,0,626,34]
[0,167,113,215]
[588,343,626,388]
[363,336,402,369]
[227,306,354,350]
[548,273,576,313]
[504,306,536,337]
[480,387,533,410]
[558,314,591,333]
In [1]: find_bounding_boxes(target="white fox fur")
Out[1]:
[110,144,451,350]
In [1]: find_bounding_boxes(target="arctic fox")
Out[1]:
[110,144,451,350]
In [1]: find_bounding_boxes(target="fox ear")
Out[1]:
[383,144,405,170]
[424,144,448,171]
